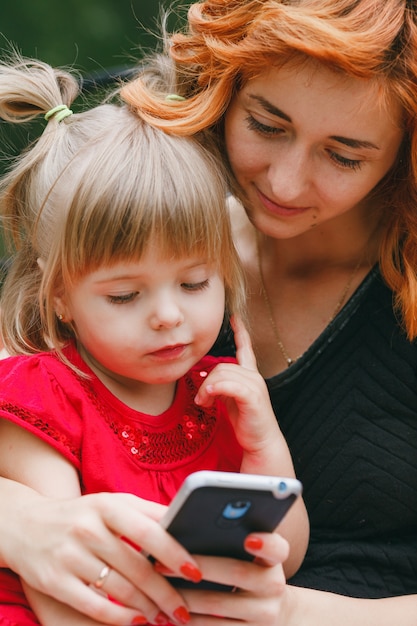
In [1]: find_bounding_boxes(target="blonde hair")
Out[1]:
[0,55,245,359]
[122,0,417,339]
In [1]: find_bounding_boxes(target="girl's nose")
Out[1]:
[149,293,185,330]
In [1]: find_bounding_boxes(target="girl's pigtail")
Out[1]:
[0,241,46,354]
[0,54,80,353]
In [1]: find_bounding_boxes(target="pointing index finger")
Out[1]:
[231,315,258,371]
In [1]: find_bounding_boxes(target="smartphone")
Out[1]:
[160,470,302,589]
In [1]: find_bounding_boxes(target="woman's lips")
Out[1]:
[256,187,309,217]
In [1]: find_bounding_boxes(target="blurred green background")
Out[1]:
[0,0,184,263]
[2,1,167,71]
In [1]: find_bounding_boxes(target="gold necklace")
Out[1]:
[256,238,365,368]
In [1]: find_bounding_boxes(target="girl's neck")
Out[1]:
[78,344,177,415]
[101,375,177,415]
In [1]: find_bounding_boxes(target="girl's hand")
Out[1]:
[194,317,310,578]
[195,315,282,461]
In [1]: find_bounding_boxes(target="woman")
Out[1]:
[121,0,417,620]
[1,0,417,623]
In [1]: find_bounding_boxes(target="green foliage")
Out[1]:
[1,0,163,71]
[0,0,186,259]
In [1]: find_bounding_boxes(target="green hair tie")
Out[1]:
[165,94,186,102]
[44,104,73,123]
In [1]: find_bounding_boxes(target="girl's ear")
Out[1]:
[37,258,72,323]
[53,294,72,324]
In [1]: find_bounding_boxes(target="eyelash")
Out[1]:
[182,279,210,292]
[107,280,210,304]
[246,114,363,171]
[108,293,138,304]
[328,151,363,171]
[245,114,283,137]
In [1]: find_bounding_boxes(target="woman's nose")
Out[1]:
[268,145,311,203]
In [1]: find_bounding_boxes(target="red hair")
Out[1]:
[121,0,417,338]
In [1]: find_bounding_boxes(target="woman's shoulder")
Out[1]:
[227,194,257,267]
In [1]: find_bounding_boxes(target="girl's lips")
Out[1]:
[256,187,309,217]
[148,344,188,360]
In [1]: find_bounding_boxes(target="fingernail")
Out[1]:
[244,536,264,551]
[131,616,147,625]
[154,561,174,575]
[180,561,202,583]
[173,606,190,624]
[155,612,170,624]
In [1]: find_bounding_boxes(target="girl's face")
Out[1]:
[56,245,225,394]
[224,62,404,239]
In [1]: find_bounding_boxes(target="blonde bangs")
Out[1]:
[52,113,232,281]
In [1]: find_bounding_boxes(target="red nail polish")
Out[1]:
[180,561,202,583]
[121,536,142,552]
[131,616,147,625]
[154,561,174,575]
[155,612,170,624]
[244,536,264,551]
[173,606,190,624]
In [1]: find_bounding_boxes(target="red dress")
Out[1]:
[0,343,243,625]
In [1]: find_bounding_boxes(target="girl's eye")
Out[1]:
[328,151,362,171]
[245,114,284,137]
[108,292,138,304]
[182,279,210,292]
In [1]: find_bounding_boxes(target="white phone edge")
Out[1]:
[160,470,303,528]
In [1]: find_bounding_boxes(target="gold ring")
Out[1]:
[94,565,111,589]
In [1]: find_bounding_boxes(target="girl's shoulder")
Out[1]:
[0,347,79,400]
[0,348,85,468]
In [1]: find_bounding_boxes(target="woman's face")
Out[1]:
[224,62,404,239]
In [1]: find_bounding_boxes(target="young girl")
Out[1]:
[0,56,308,626]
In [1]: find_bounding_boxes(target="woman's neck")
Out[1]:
[235,208,380,377]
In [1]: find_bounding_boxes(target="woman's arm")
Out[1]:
[281,585,417,626]
[178,566,417,626]
[0,420,202,626]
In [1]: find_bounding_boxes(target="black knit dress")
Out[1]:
[213,266,417,598]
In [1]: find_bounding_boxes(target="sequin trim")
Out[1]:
[80,365,220,465]
[0,401,80,461]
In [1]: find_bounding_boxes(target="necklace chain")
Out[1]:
[256,237,364,368]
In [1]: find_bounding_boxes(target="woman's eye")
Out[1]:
[182,279,210,292]
[329,151,363,171]
[245,114,284,137]
[107,292,138,304]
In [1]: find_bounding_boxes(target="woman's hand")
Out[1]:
[1,481,200,625]
[181,531,289,625]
